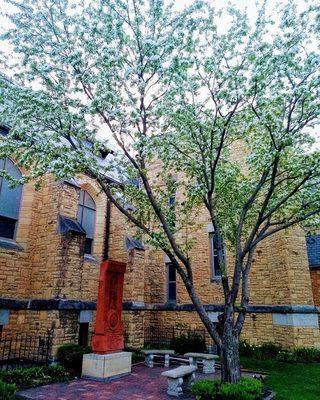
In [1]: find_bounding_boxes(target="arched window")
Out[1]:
[77,189,96,254]
[0,158,23,240]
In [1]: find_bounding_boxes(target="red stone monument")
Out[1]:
[82,260,132,381]
[92,260,126,353]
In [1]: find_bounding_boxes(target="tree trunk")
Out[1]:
[220,313,241,383]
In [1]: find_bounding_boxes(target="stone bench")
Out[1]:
[184,352,219,374]
[142,349,175,368]
[161,365,197,397]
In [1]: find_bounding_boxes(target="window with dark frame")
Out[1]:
[78,322,89,347]
[167,262,176,303]
[77,189,96,255]
[209,233,222,279]
[0,158,23,240]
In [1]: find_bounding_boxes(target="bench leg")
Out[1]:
[188,356,197,366]
[183,372,196,391]
[166,377,183,397]
[145,354,154,368]
[203,359,215,374]
[165,354,170,368]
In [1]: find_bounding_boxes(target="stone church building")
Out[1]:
[1,124,320,357]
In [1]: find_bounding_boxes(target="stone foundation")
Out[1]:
[0,307,95,358]
[124,307,320,350]
[1,303,319,360]
[82,352,132,381]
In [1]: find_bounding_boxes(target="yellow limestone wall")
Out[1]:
[0,171,319,353]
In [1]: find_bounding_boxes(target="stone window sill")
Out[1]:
[211,276,222,283]
[84,253,98,264]
[165,300,177,306]
[0,237,24,252]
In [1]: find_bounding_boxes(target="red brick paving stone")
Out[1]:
[16,365,198,400]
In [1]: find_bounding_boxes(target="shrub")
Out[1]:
[276,347,320,363]
[56,343,92,375]
[192,379,220,400]
[219,378,263,400]
[170,331,206,355]
[0,365,69,389]
[239,340,282,360]
[0,380,16,400]
[239,340,320,364]
[276,350,297,363]
[239,341,255,357]
[44,365,70,382]
[294,347,320,363]
[191,378,263,400]
[255,342,282,359]
[0,366,45,388]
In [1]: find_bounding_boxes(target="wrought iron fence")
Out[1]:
[0,332,53,371]
[144,326,176,347]
[144,326,217,353]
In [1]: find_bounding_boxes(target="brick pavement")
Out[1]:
[16,364,200,400]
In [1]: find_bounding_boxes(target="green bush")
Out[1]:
[239,340,320,364]
[170,331,206,355]
[0,380,16,400]
[276,347,320,363]
[219,378,263,400]
[44,365,70,382]
[132,351,144,364]
[255,342,282,359]
[239,341,255,357]
[1,366,46,388]
[0,365,69,389]
[276,350,297,363]
[192,379,220,400]
[56,343,91,375]
[293,347,320,363]
[191,378,263,400]
[239,340,282,359]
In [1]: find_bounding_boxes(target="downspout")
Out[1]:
[103,199,111,261]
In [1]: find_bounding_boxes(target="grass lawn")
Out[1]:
[241,357,320,400]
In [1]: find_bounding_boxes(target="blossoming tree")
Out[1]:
[1,0,320,382]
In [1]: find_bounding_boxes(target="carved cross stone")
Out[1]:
[92,260,127,353]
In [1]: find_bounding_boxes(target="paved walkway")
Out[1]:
[16,364,263,400]
[16,364,199,400]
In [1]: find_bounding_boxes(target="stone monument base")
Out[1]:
[82,352,132,381]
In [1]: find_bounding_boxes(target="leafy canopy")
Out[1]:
[0,0,320,259]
